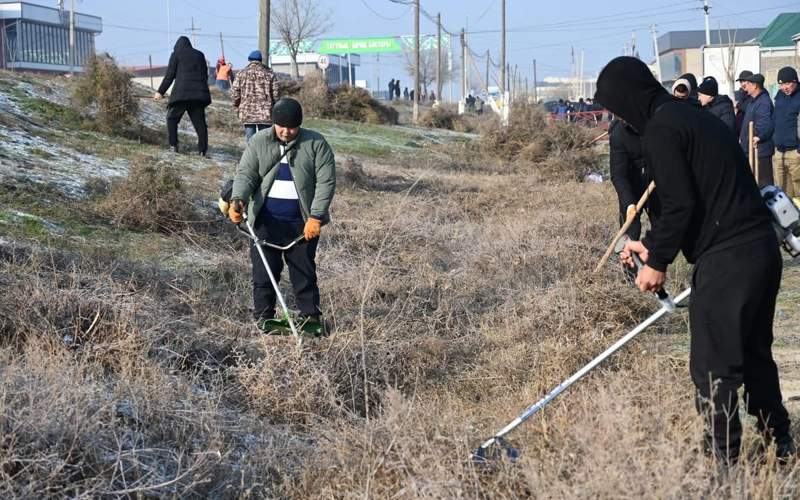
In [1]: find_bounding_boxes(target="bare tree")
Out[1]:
[718,27,739,97]
[273,0,331,79]
[403,48,455,98]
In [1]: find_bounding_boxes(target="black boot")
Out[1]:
[775,434,796,463]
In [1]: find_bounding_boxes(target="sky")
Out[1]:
[47,0,800,94]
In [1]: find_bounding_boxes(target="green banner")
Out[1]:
[318,37,403,54]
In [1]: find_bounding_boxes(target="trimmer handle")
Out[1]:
[615,235,675,311]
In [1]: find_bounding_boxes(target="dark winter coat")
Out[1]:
[739,90,774,158]
[706,94,735,132]
[595,56,773,272]
[609,120,649,211]
[772,88,800,152]
[158,36,212,106]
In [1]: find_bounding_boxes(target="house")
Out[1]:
[0,1,102,73]
[758,12,800,87]
[656,28,762,85]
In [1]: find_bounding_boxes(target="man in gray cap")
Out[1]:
[773,66,800,198]
[739,73,775,186]
[228,98,336,334]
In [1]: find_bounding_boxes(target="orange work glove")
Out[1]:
[228,199,245,224]
[304,217,321,240]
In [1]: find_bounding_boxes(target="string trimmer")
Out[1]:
[471,251,690,463]
[237,214,325,342]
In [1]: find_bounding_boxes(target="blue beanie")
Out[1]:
[248,50,263,62]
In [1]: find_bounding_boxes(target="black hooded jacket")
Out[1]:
[609,119,650,211]
[595,57,773,272]
[706,94,735,132]
[157,37,212,106]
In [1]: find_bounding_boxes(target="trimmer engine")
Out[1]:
[761,185,800,258]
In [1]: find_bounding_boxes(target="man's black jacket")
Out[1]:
[158,36,212,106]
[596,57,773,272]
[609,120,650,212]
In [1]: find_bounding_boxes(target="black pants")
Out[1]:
[756,155,774,187]
[167,101,208,153]
[690,236,790,461]
[250,216,319,321]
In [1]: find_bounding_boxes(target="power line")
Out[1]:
[359,0,410,20]
[177,0,255,21]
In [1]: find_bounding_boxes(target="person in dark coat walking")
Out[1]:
[739,73,775,186]
[387,79,395,101]
[772,66,800,198]
[155,36,212,155]
[596,56,794,465]
[394,79,401,100]
[697,76,735,132]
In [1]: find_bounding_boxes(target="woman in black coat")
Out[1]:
[154,36,212,155]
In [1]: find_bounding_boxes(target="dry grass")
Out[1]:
[0,116,798,498]
[420,105,475,132]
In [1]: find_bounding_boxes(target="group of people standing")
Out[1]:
[669,67,800,195]
[604,58,797,466]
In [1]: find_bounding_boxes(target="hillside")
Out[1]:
[0,70,798,498]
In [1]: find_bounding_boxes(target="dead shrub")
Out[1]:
[281,73,398,124]
[72,55,138,133]
[99,156,196,232]
[420,105,474,132]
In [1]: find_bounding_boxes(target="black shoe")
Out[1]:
[199,150,207,157]
[171,145,179,153]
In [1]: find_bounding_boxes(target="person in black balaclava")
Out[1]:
[595,56,794,465]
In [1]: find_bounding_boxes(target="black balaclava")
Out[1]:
[594,56,671,134]
[174,36,192,51]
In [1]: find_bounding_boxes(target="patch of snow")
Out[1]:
[0,123,129,198]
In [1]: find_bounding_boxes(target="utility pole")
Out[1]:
[259,0,271,64]
[437,12,442,102]
[448,34,454,103]
[219,32,225,60]
[702,0,711,46]
[500,0,506,100]
[533,58,538,102]
[485,49,490,95]
[631,31,637,57]
[580,50,585,98]
[506,63,510,93]
[413,0,420,122]
[460,29,467,107]
[651,24,662,83]
[187,17,200,47]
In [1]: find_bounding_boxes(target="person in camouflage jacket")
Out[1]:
[231,50,280,142]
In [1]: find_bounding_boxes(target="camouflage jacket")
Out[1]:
[230,62,280,125]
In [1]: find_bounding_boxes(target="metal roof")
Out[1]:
[657,28,762,53]
[758,12,800,48]
[0,1,102,32]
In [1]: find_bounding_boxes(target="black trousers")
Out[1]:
[166,101,208,153]
[756,155,774,187]
[250,216,319,321]
[690,236,790,460]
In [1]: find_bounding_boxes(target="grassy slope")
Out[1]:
[0,70,798,498]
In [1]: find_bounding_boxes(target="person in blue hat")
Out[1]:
[231,50,280,142]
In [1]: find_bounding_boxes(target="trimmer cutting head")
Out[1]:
[471,438,520,465]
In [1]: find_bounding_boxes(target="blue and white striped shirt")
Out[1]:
[261,145,303,222]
